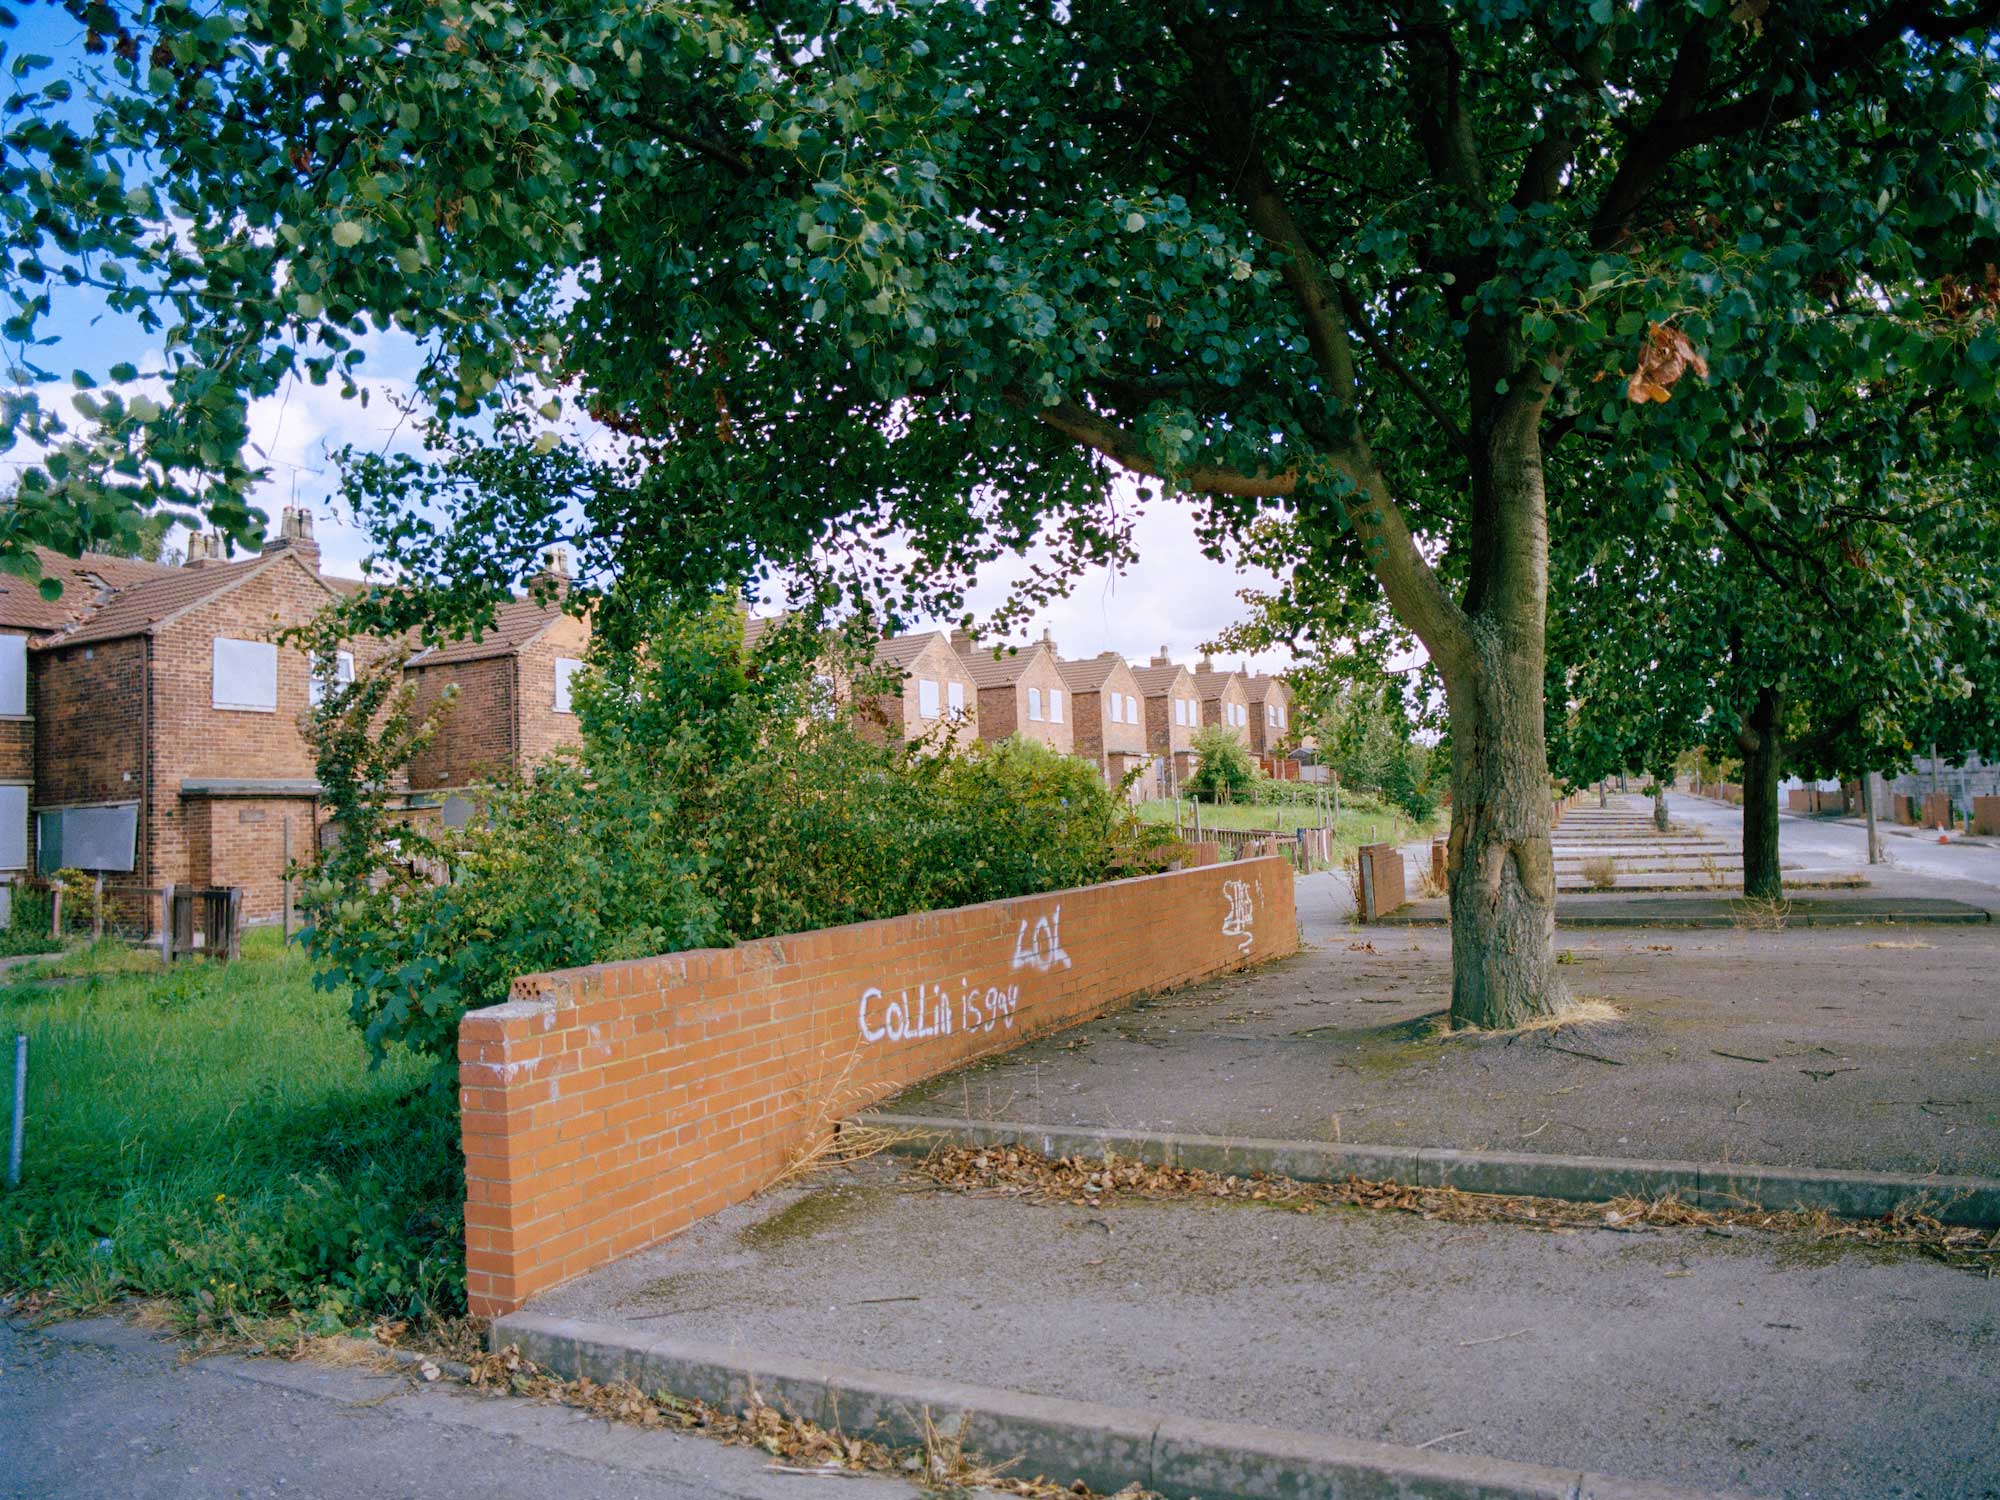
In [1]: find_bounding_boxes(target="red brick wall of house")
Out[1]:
[185,795,317,923]
[458,858,1298,1315]
[515,614,589,771]
[984,654,1072,753]
[33,635,148,810]
[1202,680,1252,743]
[864,638,979,748]
[408,656,519,791]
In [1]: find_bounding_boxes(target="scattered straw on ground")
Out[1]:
[460,1342,1157,1499]
[914,1144,1999,1274]
[1427,996,1624,1040]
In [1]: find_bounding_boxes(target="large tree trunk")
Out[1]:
[1739,687,1784,900]
[1443,630,1568,1029]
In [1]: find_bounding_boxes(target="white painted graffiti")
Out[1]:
[1011,905,1072,974]
[1221,878,1254,953]
[859,978,1021,1044]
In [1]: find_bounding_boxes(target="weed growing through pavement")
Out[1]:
[1581,856,1619,889]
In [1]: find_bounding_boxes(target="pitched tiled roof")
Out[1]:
[1130,663,1190,695]
[410,597,566,666]
[1054,654,1131,693]
[0,547,176,634]
[1243,672,1291,701]
[39,555,283,648]
[1190,667,1242,702]
[956,639,1050,689]
[873,631,945,671]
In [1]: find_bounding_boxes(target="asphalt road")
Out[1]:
[1667,791,2000,891]
[0,1316,925,1500]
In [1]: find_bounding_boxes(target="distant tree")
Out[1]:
[1185,725,1258,805]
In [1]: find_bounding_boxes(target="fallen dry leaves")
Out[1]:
[915,1144,1998,1273]
[460,1342,1158,1499]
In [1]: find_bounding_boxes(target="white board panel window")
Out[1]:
[212,637,278,711]
[917,678,941,718]
[1026,687,1043,722]
[0,785,26,870]
[1048,688,1063,724]
[308,650,355,707]
[947,680,965,714]
[554,657,584,714]
[0,635,25,717]
[1173,699,1185,727]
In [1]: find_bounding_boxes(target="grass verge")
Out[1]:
[0,929,462,1334]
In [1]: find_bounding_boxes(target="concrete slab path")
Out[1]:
[526,1158,2000,1500]
[879,924,2000,1178]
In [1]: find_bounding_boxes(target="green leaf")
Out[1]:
[331,222,365,249]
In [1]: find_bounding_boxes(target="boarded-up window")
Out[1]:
[917,678,941,718]
[554,657,584,713]
[1026,687,1043,722]
[0,785,26,869]
[308,649,355,707]
[0,635,25,717]
[947,680,965,714]
[442,794,477,829]
[1049,688,1063,724]
[213,637,278,710]
[37,803,138,874]
[1125,694,1138,724]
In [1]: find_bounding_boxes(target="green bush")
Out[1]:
[306,599,1157,1073]
[0,887,62,957]
[1184,724,1258,803]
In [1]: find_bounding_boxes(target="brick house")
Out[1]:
[25,511,384,928]
[1242,672,1299,756]
[1190,659,1252,744]
[1132,653,1201,797]
[1057,652,1152,796]
[404,561,589,808]
[860,631,979,748]
[953,633,1073,753]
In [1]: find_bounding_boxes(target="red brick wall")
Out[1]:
[185,796,316,923]
[1358,841,1407,920]
[459,858,1299,1315]
[408,656,518,791]
[515,615,589,771]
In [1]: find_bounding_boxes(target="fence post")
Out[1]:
[160,883,175,964]
[281,816,294,943]
[227,888,243,962]
[49,889,60,941]
[91,873,103,941]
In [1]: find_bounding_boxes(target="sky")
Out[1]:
[8,5,1296,674]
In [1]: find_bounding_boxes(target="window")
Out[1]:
[1120,694,1135,724]
[918,678,941,719]
[1276,703,1286,728]
[1267,702,1278,727]
[36,803,138,875]
[553,656,584,713]
[1048,688,1063,724]
[1173,699,1186,727]
[947,680,965,714]
[308,649,355,707]
[0,785,25,870]
[0,635,24,717]
[1027,687,1043,721]
[212,637,278,711]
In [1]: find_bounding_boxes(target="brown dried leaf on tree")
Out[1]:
[1626,322,1709,405]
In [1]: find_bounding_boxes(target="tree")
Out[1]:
[1185,723,1257,803]
[9,2,2000,1028]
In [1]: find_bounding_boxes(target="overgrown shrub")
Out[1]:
[305,599,1159,1073]
[1185,725,1258,803]
[0,887,61,957]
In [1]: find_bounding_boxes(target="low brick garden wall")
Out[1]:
[457,859,1298,1315]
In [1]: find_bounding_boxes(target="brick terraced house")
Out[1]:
[860,631,979,748]
[953,632,1074,754]
[22,511,387,928]
[1132,654,1202,798]
[404,555,590,809]
[1057,651,1153,797]
[1190,658,1253,744]
[1242,672,1300,757]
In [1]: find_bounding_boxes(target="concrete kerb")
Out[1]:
[490,1310,1753,1500]
[857,1114,2000,1227]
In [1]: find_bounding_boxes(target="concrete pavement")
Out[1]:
[0,1316,926,1500]
[524,1156,2000,1500]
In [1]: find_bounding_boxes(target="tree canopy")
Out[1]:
[9,0,2000,1023]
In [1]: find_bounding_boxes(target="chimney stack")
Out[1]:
[1196,656,1214,674]
[184,532,223,568]
[529,545,570,596]
[260,506,320,568]
[1151,645,1171,667]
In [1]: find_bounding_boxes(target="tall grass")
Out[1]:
[0,930,461,1331]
